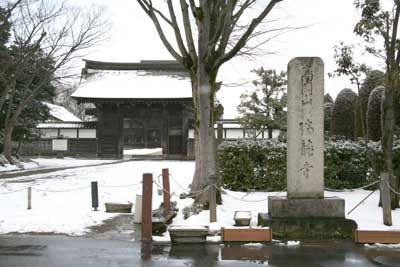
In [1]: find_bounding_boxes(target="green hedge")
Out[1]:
[219,139,399,191]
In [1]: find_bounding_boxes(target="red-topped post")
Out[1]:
[162,168,171,217]
[142,173,153,241]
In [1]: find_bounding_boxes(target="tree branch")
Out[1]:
[167,0,189,58]
[179,0,197,68]
[216,0,282,68]
[136,0,183,62]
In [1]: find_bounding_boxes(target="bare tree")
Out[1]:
[136,0,284,205]
[0,0,109,163]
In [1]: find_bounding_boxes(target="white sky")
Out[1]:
[72,0,385,118]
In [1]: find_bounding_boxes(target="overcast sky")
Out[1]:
[74,0,384,119]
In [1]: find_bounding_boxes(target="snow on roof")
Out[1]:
[72,70,192,100]
[44,103,81,122]
[37,121,96,129]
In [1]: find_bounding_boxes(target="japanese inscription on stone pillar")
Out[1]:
[287,57,324,199]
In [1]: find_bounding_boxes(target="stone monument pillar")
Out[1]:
[287,57,324,199]
[258,57,357,239]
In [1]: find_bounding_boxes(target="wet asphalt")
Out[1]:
[0,235,399,267]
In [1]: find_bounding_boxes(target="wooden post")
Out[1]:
[27,187,32,210]
[162,168,171,217]
[134,194,143,224]
[91,181,99,211]
[142,173,153,241]
[209,175,217,223]
[381,172,392,226]
[217,123,223,145]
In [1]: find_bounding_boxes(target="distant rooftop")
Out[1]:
[83,59,187,72]
[44,102,82,122]
[72,59,192,101]
[37,121,97,129]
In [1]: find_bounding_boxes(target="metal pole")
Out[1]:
[347,190,376,215]
[91,181,99,211]
[27,187,32,210]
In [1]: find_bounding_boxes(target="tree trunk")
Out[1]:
[16,138,23,158]
[195,71,218,206]
[191,127,203,191]
[381,83,399,209]
[381,172,392,225]
[268,128,273,139]
[192,2,218,207]
[3,120,16,164]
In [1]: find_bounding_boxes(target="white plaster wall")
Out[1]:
[79,129,96,138]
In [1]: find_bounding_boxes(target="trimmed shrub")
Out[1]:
[219,139,381,191]
[219,140,286,191]
[331,88,357,140]
[367,86,384,141]
[324,93,334,104]
[370,139,400,179]
[359,70,385,131]
[324,140,369,189]
[324,102,334,135]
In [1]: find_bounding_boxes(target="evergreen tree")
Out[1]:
[359,70,385,133]
[237,68,287,139]
[324,102,334,136]
[331,88,358,140]
[367,85,385,142]
[324,93,334,104]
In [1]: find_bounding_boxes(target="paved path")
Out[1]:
[0,156,193,180]
[1,235,399,267]
[0,160,128,180]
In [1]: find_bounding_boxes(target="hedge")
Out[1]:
[218,138,400,191]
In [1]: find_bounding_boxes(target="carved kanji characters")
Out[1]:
[300,161,313,179]
[299,119,314,136]
[301,63,313,105]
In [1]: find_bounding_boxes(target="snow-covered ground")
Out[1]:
[0,160,399,238]
[0,158,117,173]
[0,162,40,172]
[123,148,162,155]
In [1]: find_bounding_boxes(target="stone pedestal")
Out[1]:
[258,213,357,240]
[268,196,345,218]
[263,196,357,239]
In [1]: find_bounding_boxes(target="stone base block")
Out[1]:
[258,213,357,240]
[268,196,345,218]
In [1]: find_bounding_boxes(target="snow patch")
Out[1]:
[277,241,300,247]
[365,243,400,249]
[242,242,264,247]
[44,102,81,122]
[207,236,221,243]
[0,161,40,173]
[152,234,171,242]
[124,148,162,155]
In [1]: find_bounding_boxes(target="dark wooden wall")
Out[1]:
[97,104,123,158]
[19,139,97,157]
[96,100,193,158]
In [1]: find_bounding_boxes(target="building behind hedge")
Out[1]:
[71,59,194,158]
[21,60,281,159]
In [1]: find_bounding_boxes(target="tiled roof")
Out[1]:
[37,121,97,129]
